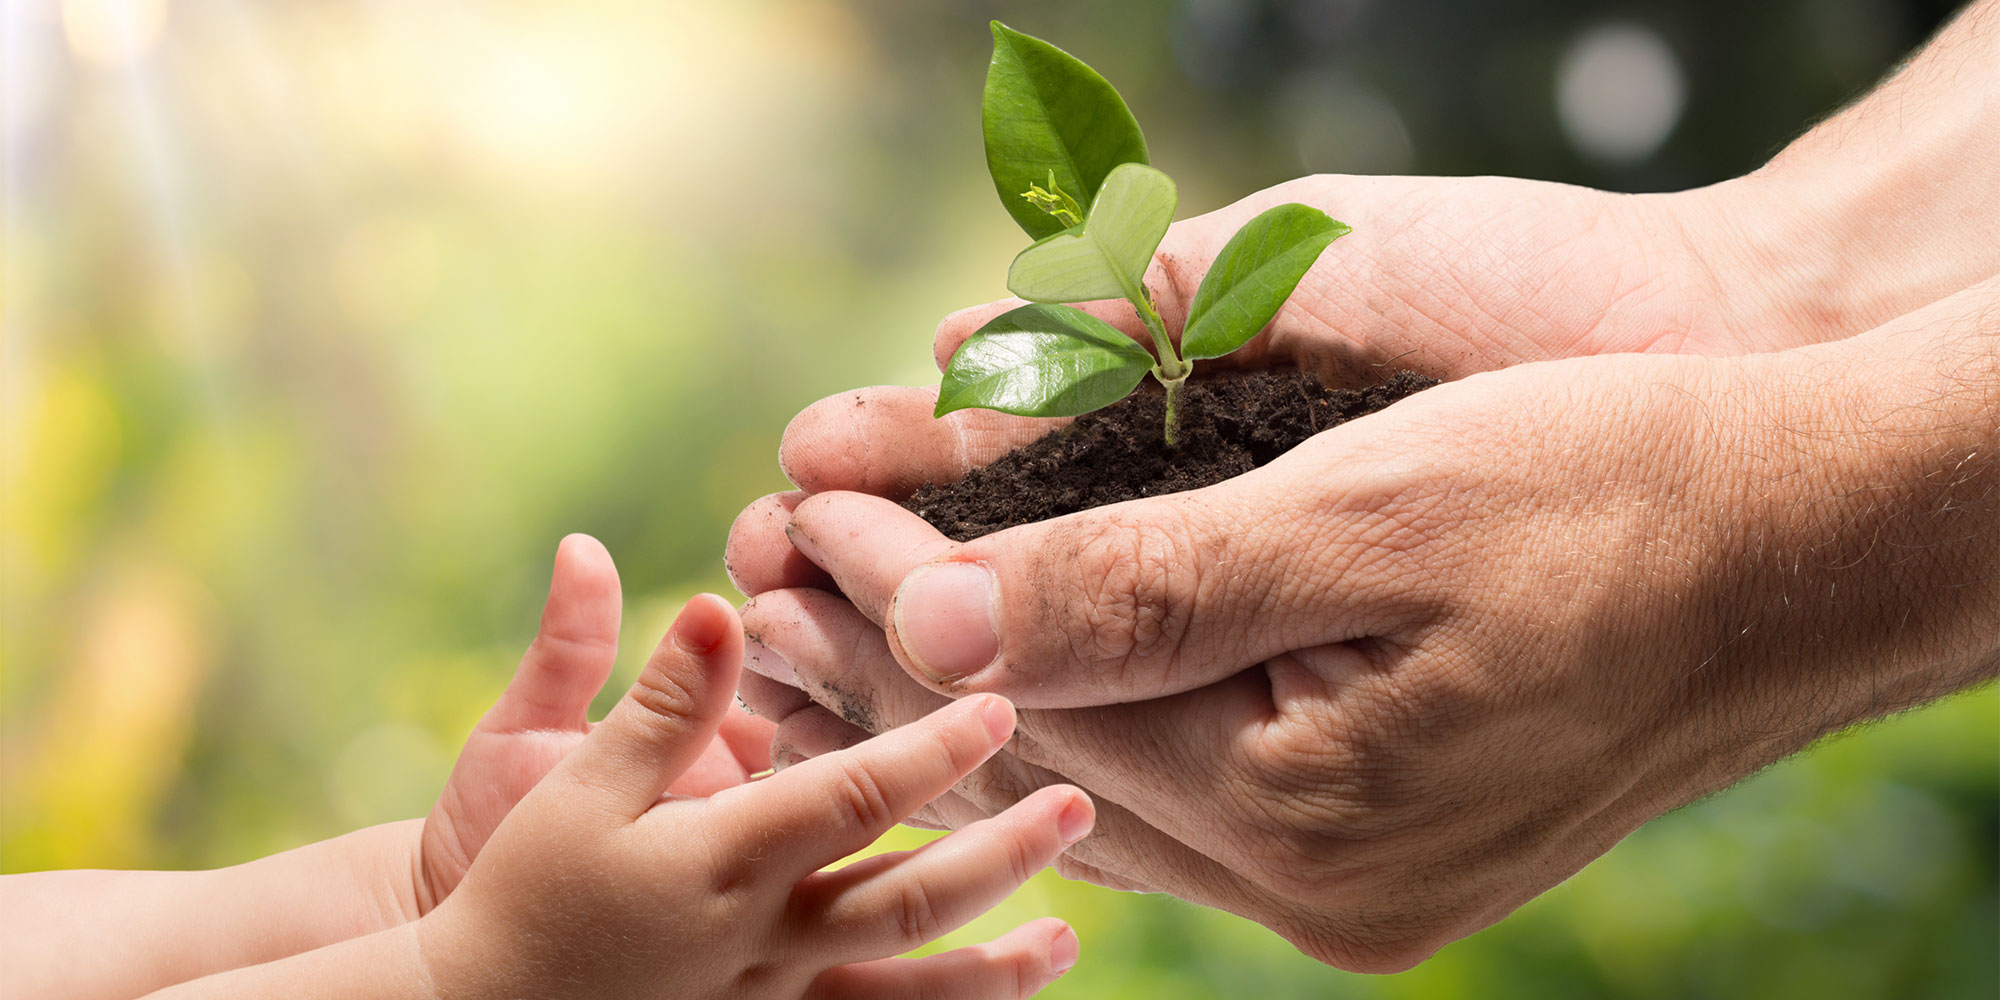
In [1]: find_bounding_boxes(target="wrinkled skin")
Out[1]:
[726,174,2000,971]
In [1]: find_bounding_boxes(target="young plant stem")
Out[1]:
[1118,280,1190,445]
[1159,371,1187,446]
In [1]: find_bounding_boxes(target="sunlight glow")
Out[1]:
[61,0,165,65]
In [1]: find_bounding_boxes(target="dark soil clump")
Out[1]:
[904,369,1437,541]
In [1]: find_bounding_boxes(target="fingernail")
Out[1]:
[978,695,1015,744]
[1056,794,1094,845]
[1050,925,1079,975]
[773,748,806,772]
[784,523,824,566]
[894,562,1000,685]
[669,594,730,655]
[743,639,798,688]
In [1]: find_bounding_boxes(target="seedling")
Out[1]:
[936,23,1351,445]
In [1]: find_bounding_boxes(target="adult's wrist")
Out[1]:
[1705,299,1998,742]
[1683,2,2000,347]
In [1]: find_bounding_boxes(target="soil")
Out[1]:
[903,369,1438,541]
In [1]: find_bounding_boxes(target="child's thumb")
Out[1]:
[563,593,743,814]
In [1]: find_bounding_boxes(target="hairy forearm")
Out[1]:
[1684,277,1999,776]
[3,820,426,1000]
[1697,0,2000,343]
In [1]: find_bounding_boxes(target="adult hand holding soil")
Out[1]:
[737,288,1998,970]
[725,1,2000,971]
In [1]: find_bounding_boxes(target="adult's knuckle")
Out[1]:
[952,758,1027,813]
[1274,908,1447,974]
[1064,515,1207,678]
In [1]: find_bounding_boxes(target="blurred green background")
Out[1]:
[3,0,1992,996]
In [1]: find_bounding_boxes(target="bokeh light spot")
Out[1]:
[1555,22,1685,166]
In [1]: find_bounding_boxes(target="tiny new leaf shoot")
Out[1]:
[942,22,1350,445]
[983,22,1149,240]
[1020,170,1084,229]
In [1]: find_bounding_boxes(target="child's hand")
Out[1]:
[417,591,1092,999]
[417,535,776,911]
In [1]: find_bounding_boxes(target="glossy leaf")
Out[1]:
[1179,204,1350,361]
[1006,163,1176,304]
[983,22,1150,240]
[935,304,1155,418]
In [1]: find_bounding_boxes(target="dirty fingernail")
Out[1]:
[743,639,798,688]
[894,561,1000,685]
[784,523,824,567]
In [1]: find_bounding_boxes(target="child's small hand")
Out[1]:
[417,535,776,911]
[416,590,1092,999]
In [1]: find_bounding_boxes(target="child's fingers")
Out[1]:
[797,785,1093,964]
[804,918,1079,1000]
[559,593,743,814]
[726,694,1016,880]
[717,702,776,774]
[483,534,622,732]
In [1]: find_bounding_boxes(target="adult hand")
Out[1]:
[728,4,2000,969]
[733,293,1998,969]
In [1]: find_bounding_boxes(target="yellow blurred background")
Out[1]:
[3,1,1992,997]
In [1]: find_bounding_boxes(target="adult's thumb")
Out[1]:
[886,484,1298,708]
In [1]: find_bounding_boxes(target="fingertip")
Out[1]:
[1053,788,1095,846]
[1049,922,1080,976]
[548,534,620,612]
[555,532,613,574]
[972,693,1016,745]
[670,593,738,656]
[934,300,1023,372]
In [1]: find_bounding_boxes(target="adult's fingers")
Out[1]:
[739,659,813,718]
[804,918,1077,1000]
[742,588,955,724]
[778,387,1068,499]
[799,785,1093,965]
[483,534,622,732]
[786,487,1338,707]
[743,583,1272,902]
[726,491,833,597]
[724,694,1016,882]
[559,593,743,814]
[747,588,1005,829]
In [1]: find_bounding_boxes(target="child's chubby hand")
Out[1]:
[415,535,776,911]
[413,554,1094,999]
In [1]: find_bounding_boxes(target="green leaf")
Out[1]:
[1179,204,1350,361]
[935,304,1155,418]
[1006,163,1176,304]
[984,22,1149,240]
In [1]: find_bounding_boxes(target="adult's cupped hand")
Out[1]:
[724,173,1999,970]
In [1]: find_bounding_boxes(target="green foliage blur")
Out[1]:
[3,1,1991,997]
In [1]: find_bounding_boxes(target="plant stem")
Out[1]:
[1159,371,1186,446]
[1115,279,1190,445]
[1126,285,1186,380]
